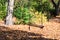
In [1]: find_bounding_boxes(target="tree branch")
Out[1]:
[57,0,60,6]
[51,0,56,7]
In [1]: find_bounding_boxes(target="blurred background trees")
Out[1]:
[51,0,60,17]
[0,0,60,25]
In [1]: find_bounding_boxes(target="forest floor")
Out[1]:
[0,16,60,40]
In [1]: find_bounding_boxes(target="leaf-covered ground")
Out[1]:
[0,16,60,40]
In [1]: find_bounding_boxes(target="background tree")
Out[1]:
[5,0,14,25]
[51,0,60,17]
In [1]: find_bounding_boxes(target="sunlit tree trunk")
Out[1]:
[5,0,14,25]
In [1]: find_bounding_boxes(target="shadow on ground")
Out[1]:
[0,26,57,40]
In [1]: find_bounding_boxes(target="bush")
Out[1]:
[14,7,33,24]
[31,11,48,24]
[0,0,7,20]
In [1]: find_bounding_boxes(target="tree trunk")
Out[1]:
[54,0,60,17]
[5,0,14,25]
[51,0,60,17]
[54,5,59,17]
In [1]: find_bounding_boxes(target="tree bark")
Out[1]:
[5,0,14,25]
[51,0,60,17]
